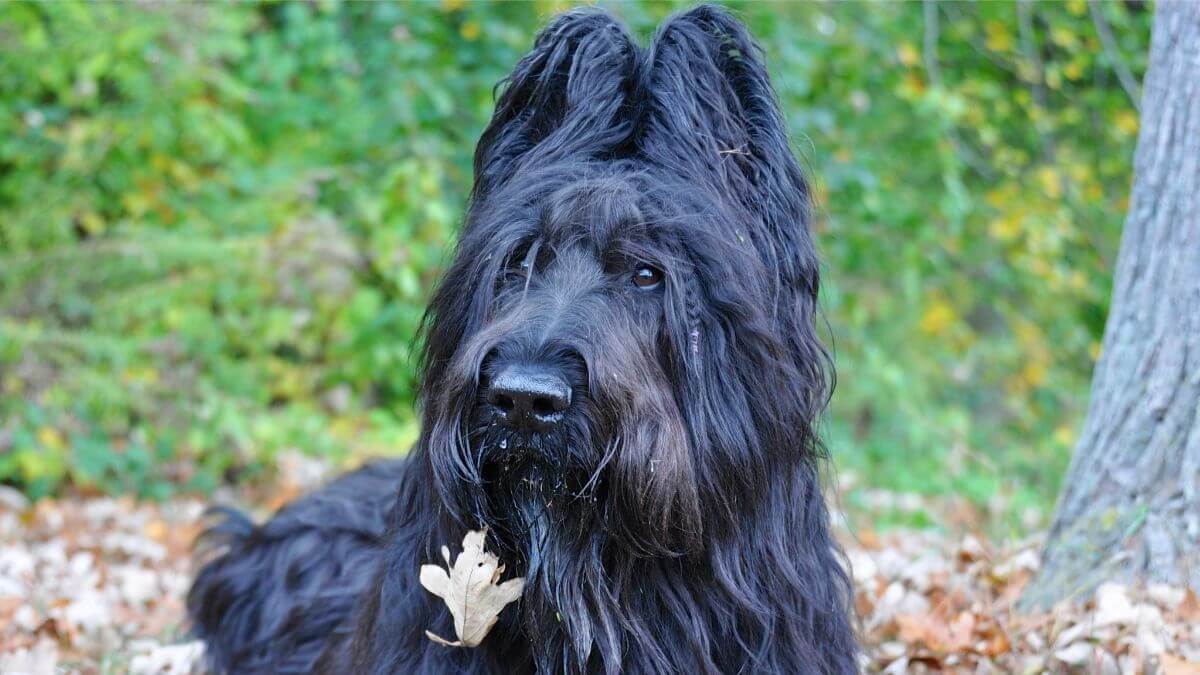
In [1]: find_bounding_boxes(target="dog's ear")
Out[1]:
[640,5,815,291]
[472,9,637,199]
[645,7,832,458]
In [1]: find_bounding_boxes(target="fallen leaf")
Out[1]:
[1147,584,1187,610]
[896,611,976,654]
[1161,654,1200,675]
[1094,648,1120,675]
[420,529,525,648]
[1054,641,1093,666]
[957,535,987,563]
[979,624,1011,658]
[0,487,30,513]
[856,530,882,549]
[0,638,58,675]
[1178,589,1200,622]
[128,640,205,675]
[142,519,168,543]
[1094,583,1136,626]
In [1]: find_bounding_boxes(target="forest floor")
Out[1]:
[2,458,1200,674]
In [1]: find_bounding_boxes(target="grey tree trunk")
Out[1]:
[1021,1,1200,611]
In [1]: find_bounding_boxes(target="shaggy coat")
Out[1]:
[188,6,859,673]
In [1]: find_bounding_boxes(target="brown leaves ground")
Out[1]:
[849,527,1200,673]
[0,487,203,674]
[3,478,1200,673]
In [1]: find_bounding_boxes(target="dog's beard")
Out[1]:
[472,421,594,570]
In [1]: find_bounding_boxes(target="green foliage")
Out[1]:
[0,1,1150,527]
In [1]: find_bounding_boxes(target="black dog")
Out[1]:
[188,6,858,673]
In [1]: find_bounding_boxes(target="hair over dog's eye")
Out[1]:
[632,266,663,290]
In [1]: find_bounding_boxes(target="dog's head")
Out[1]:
[419,6,829,562]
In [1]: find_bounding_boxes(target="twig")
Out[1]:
[1017,0,1048,110]
[1088,0,1142,111]
[940,3,1020,75]
[1017,0,1057,163]
[922,0,996,180]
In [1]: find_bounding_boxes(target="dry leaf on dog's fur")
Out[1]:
[420,529,525,647]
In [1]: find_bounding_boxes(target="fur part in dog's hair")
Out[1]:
[188,6,858,673]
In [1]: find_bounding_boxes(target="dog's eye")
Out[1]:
[632,266,663,290]
[504,242,536,278]
[506,254,528,275]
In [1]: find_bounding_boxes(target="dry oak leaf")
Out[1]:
[1178,589,1200,623]
[895,611,976,655]
[420,529,525,648]
[1162,654,1200,675]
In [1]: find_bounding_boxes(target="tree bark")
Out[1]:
[1021,1,1200,611]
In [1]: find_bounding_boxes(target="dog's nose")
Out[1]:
[486,365,572,431]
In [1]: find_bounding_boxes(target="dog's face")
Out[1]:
[427,169,709,559]
[418,8,829,564]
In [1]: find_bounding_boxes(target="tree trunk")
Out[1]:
[1021,1,1200,611]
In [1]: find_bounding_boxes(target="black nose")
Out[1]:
[486,364,572,431]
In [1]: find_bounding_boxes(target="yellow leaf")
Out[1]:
[460,21,481,41]
[1028,256,1052,280]
[919,300,957,334]
[989,216,1022,242]
[1013,319,1044,350]
[36,427,65,451]
[1053,425,1076,447]
[441,0,464,11]
[123,366,160,385]
[985,21,1013,52]
[1051,28,1079,49]
[1115,110,1139,137]
[1046,68,1062,90]
[896,42,919,67]
[79,210,105,235]
[1021,361,1047,388]
[985,185,1016,208]
[1066,0,1087,16]
[163,307,183,330]
[1036,167,1063,199]
[419,170,440,197]
[1067,162,1092,184]
[897,72,925,98]
[1069,271,1087,290]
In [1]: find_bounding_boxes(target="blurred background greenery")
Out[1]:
[0,1,1151,532]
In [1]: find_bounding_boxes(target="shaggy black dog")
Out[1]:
[188,6,858,673]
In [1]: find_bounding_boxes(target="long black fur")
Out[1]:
[188,6,858,674]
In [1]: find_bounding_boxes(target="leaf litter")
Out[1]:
[3,476,1200,673]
